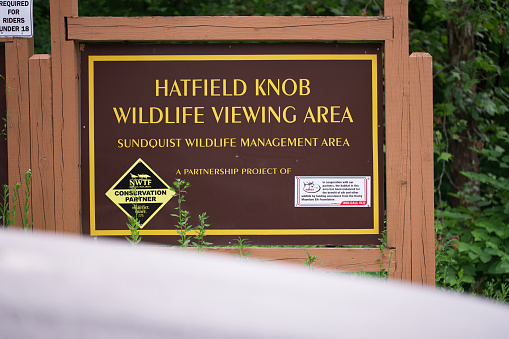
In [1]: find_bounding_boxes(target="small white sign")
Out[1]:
[0,0,32,37]
[295,176,371,207]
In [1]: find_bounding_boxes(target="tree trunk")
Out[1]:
[447,9,480,206]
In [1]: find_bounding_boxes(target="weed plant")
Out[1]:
[171,179,194,249]
[126,213,141,246]
[483,280,509,303]
[22,170,33,230]
[301,248,324,270]
[0,170,32,229]
[10,182,20,227]
[1,116,6,137]
[0,184,10,226]
[158,179,215,250]
[125,186,141,246]
[192,212,212,251]
[232,236,251,258]
[377,230,394,278]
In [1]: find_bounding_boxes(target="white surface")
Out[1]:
[0,0,32,38]
[295,176,371,207]
[0,230,508,338]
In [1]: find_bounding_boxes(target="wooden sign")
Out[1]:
[5,0,435,282]
[81,43,383,245]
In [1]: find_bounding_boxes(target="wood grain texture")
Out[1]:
[50,0,81,234]
[29,55,55,233]
[410,53,435,286]
[5,38,33,227]
[67,16,393,41]
[384,0,411,282]
[153,247,395,272]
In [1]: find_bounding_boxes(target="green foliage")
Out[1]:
[232,237,251,258]
[483,280,509,303]
[126,213,142,246]
[22,170,33,230]
[301,248,324,270]
[1,184,11,226]
[125,186,142,246]
[377,230,394,278]
[169,179,213,250]
[192,212,212,251]
[8,182,20,227]
[188,0,381,17]
[1,170,32,230]
[171,178,194,249]
[1,116,6,137]
[410,0,509,302]
[436,169,509,293]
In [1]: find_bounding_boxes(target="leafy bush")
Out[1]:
[436,170,509,298]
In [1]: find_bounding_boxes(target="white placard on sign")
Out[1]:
[0,0,32,37]
[295,176,371,207]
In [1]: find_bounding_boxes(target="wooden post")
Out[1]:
[385,1,435,285]
[384,0,412,281]
[5,37,34,226]
[29,55,56,233]
[50,0,81,234]
[409,53,435,286]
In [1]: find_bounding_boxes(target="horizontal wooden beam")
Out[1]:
[67,16,393,42]
[150,247,395,272]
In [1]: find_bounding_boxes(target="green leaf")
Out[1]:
[437,152,453,162]
[479,252,492,264]
[488,262,509,275]
[461,274,475,284]
[451,71,461,80]
[457,242,470,252]
[469,245,483,255]
[462,79,478,92]
[472,229,489,241]
[484,247,498,256]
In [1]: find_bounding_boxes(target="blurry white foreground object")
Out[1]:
[0,230,508,339]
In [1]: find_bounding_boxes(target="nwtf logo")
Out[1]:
[302,181,321,193]
[130,173,152,186]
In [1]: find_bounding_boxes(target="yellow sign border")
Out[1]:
[88,54,380,236]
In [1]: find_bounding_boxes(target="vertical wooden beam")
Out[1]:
[384,0,411,281]
[50,0,81,234]
[409,53,435,286]
[0,45,7,193]
[5,37,34,226]
[29,55,56,233]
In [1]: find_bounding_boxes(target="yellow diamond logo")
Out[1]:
[105,159,175,229]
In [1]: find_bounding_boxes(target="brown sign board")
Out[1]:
[81,43,384,246]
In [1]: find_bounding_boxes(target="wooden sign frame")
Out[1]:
[3,0,434,284]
